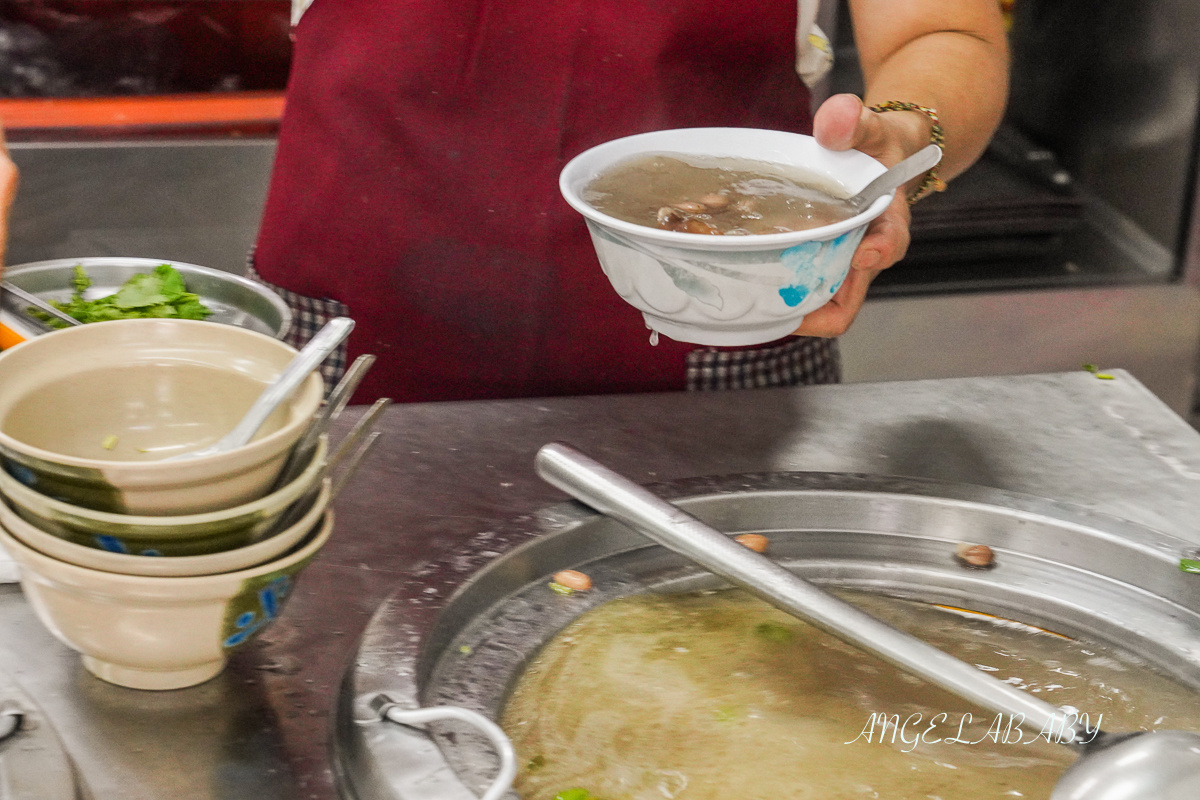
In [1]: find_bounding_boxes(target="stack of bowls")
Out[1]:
[0,318,334,691]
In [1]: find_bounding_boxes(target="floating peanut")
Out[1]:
[552,569,593,591]
[955,543,995,569]
[697,192,730,211]
[735,533,769,553]
[684,218,720,235]
[673,201,707,213]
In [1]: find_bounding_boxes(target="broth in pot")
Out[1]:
[501,589,1200,800]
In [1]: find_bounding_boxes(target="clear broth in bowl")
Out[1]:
[582,154,858,235]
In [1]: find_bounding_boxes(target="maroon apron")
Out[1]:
[254,0,813,403]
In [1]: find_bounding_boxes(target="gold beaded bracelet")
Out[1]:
[868,101,946,204]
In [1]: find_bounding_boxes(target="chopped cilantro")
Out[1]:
[29,264,213,329]
[554,790,599,800]
[754,621,795,643]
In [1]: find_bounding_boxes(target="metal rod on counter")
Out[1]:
[534,441,1086,744]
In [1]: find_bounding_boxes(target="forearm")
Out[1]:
[0,130,16,272]
[849,1,1010,181]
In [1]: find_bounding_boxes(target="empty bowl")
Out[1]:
[0,478,330,577]
[0,318,324,515]
[559,127,891,346]
[0,436,327,557]
[0,508,335,690]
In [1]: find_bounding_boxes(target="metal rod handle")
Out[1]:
[534,441,1081,740]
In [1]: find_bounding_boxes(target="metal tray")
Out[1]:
[334,472,1200,800]
[1,257,291,340]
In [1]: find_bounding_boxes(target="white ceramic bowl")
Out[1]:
[0,436,327,557]
[0,318,324,515]
[560,128,892,346]
[0,478,330,577]
[0,508,334,690]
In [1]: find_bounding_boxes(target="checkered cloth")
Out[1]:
[246,261,349,392]
[685,336,840,390]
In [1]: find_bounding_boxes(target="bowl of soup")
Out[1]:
[0,318,324,515]
[560,128,892,346]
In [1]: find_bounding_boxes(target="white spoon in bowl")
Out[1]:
[844,144,942,211]
[166,317,354,461]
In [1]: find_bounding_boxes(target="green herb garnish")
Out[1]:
[29,264,213,328]
[1082,363,1115,380]
[754,621,795,643]
[549,582,575,596]
[101,434,118,450]
[554,789,600,800]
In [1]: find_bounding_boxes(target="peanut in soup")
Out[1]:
[582,153,858,235]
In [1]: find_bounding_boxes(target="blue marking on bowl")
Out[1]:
[223,574,293,649]
[4,460,37,489]
[95,535,128,554]
[778,285,811,307]
[778,229,860,307]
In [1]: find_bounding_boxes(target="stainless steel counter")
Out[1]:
[2,370,1200,799]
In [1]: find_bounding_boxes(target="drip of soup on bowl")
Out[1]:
[582,154,858,236]
[501,589,1200,800]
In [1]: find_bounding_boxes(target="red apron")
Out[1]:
[254,0,813,403]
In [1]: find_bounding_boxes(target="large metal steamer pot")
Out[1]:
[333,471,1200,800]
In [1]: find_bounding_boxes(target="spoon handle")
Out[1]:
[215,317,355,451]
[535,442,1083,741]
[847,144,943,208]
[1,280,82,328]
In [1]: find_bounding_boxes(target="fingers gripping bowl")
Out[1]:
[559,128,892,346]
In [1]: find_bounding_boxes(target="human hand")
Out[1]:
[0,129,17,275]
[791,93,923,337]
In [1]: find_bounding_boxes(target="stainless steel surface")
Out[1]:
[329,399,392,469]
[1053,730,1200,800]
[328,432,381,502]
[7,139,276,275]
[0,661,84,800]
[534,442,1200,800]
[340,470,1200,799]
[845,144,941,209]
[839,282,1200,415]
[2,371,1200,799]
[3,257,292,339]
[533,442,1080,737]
